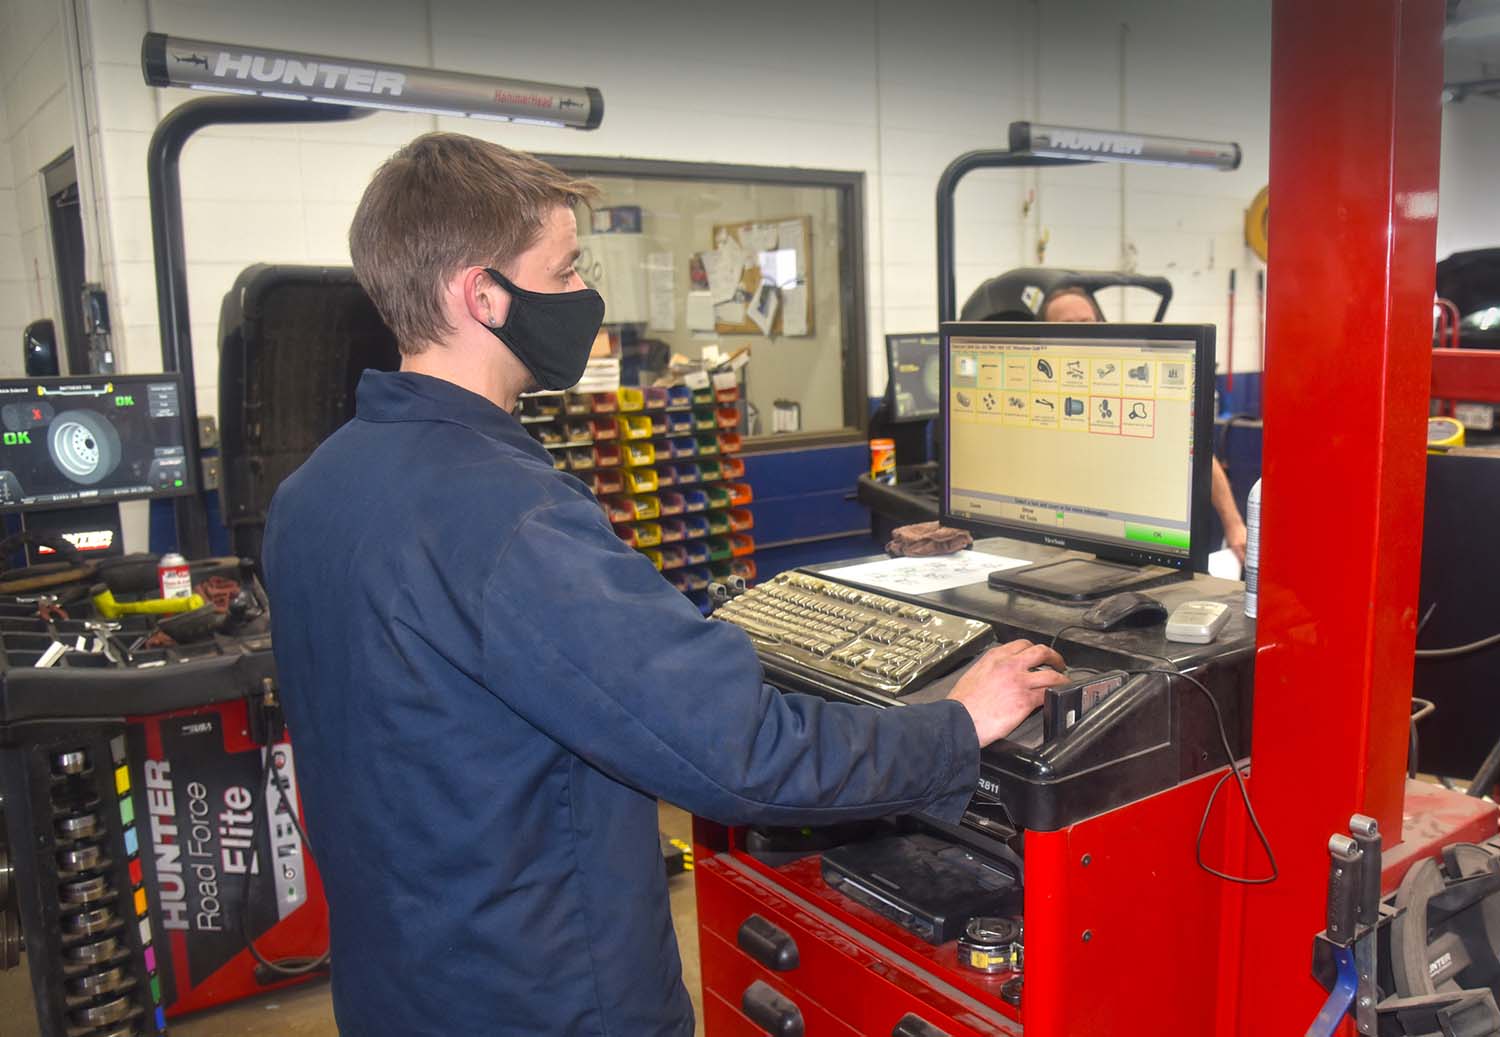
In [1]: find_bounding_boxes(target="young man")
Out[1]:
[263,133,1069,1036]
[1041,287,1250,563]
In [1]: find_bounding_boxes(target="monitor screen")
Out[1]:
[940,322,1213,571]
[886,334,941,421]
[0,374,196,512]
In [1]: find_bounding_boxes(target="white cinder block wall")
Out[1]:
[0,85,26,370]
[1438,38,1500,262]
[64,0,1278,423]
[0,0,84,377]
[1438,100,1500,261]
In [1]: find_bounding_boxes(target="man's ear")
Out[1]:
[462,267,511,330]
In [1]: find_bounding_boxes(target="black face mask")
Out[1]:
[483,267,606,391]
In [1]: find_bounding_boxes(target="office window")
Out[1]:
[539,155,867,445]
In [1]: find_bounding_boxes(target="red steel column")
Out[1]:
[1236,2,1443,1033]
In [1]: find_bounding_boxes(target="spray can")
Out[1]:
[1243,479,1262,618]
[869,438,897,486]
[158,552,192,599]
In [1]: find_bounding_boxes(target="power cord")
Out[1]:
[240,742,331,977]
[1124,666,1278,885]
[1046,623,1276,884]
[1415,630,1500,660]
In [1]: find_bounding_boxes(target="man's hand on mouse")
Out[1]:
[946,640,1070,747]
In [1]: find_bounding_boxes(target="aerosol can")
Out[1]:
[1244,479,1262,618]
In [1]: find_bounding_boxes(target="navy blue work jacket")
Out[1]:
[263,370,980,1036]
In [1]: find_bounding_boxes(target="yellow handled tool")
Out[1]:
[91,587,205,620]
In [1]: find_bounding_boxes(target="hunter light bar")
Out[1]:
[141,33,602,130]
[1009,121,1239,170]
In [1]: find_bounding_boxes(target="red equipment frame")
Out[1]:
[1432,349,1500,404]
[694,4,1495,1036]
[1236,1,1449,1033]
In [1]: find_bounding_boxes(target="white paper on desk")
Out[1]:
[1207,548,1242,581]
[646,251,676,331]
[781,284,809,336]
[822,550,1030,596]
[742,223,778,253]
[714,300,747,325]
[686,290,716,331]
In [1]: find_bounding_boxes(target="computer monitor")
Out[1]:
[0,373,196,512]
[940,322,1214,600]
[886,334,942,422]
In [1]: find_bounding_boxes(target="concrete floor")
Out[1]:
[1,804,704,1037]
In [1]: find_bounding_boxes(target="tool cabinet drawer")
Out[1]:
[700,928,860,1036]
[695,856,1019,1037]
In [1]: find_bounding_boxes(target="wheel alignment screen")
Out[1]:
[0,376,192,510]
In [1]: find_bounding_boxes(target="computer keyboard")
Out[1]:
[711,571,995,697]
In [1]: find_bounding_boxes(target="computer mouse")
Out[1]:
[1080,591,1169,631]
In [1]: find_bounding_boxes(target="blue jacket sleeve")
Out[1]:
[480,495,979,826]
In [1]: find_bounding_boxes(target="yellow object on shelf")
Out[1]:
[1427,416,1465,453]
[623,442,656,467]
[616,415,653,440]
[633,522,663,548]
[630,495,661,520]
[623,468,659,494]
[616,387,646,412]
[92,589,206,620]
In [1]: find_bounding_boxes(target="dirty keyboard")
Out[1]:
[711,571,995,697]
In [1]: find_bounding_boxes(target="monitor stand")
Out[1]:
[986,556,1189,603]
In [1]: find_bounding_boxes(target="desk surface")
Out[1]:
[808,535,1254,674]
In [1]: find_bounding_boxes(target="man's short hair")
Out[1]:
[1041,286,1104,320]
[350,132,598,354]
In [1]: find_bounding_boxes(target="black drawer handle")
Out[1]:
[894,1014,953,1037]
[737,914,800,971]
[742,979,804,1037]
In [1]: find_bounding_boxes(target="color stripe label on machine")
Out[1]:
[139,917,152,946]
[134,887,149,917]
[119,794,135,826]
[115,764,130,796]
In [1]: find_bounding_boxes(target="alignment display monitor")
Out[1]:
[886,334,941,421]
[0,374,195,512]
[941,323,1213,593]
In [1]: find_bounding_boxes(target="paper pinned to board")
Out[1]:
[704,239,747,303]
[780,284,809,336]
[758,248,798,290]
[742,223,778,253]
[646,251,676,331]
[777,219,806,272]
[747,280,779,336]
[714,300,748,325]
[821,550,1030,596]
[685,290,716,332]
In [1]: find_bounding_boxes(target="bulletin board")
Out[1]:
[708,215,814,337]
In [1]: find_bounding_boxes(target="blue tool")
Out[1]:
[1305,830,1373,1037]
[1306,944,1359,1037]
